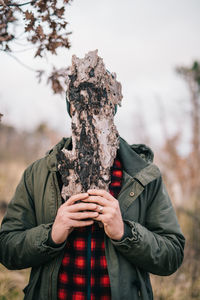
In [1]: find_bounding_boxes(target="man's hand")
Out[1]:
[51,193,99,244]
[85,189,124,241]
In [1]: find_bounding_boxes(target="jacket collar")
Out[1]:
[46,137,72,172]
[118,137,149,178]
[46,136,149,177]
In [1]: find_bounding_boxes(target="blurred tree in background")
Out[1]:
[0,0,72,94]
[151,61,200,299]
[176,61,200,257]
[0,122,63,299]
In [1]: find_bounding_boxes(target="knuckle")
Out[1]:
[104,218,110,225]
[58,205,63,212]
[110,206,116,213]
[69,195,75,201]
[91,203,97,209]
[113,202,118,209]
[106,214,112,221]
[102,191,108,197]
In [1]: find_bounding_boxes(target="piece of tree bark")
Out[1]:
[57,50,123,201]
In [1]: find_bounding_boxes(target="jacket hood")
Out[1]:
[118,137,151,178]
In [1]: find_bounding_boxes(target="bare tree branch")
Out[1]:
[177,207,200,226]
[0,0,73,94]
[4,51,37,71]
[0,1,37,7]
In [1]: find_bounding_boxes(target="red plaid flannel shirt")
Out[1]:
[57,158,123,300]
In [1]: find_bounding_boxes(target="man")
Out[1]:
[0,51,185,300]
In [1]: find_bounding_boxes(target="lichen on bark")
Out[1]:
[57,50,123,201]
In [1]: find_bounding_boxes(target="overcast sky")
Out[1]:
[0,0,200,145]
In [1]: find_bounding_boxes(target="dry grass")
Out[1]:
[0,159,30,299]
[0,160,26,205]
[151,242,200,300]
[0,264,30,300]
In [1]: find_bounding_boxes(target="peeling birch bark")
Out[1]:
[57,50,123,201]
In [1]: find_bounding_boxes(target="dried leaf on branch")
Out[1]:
[0,0,73,94]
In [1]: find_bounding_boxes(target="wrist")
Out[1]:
[113,222,132,241]
[51,225,71,244]
[48,229,65,247]
[112,225,124,241]
[51,232,65,245]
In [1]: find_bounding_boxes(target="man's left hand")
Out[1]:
[85,189,124,241]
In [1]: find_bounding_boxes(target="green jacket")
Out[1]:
[0,137,185,300]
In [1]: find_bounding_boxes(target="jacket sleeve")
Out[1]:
[0,165,65,270]
[111,176,185,276]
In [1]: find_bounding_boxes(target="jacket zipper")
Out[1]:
[48,256,58,300]
[48,172,61,300]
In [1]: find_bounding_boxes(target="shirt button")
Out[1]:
[130,192,135,197]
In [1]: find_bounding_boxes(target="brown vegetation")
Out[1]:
[0,0,72,94]
[0,122,63,299]
[151,61,200,299]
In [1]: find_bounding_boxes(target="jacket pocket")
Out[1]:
[118,179,144,215]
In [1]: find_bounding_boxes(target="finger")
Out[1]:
[71,220,94,227]
[65,193,89,206]
[96,205,110,214]
[93,206,116,219]
[96,206,114,215]
[68,202,97,212]
[98,205,104,214]
[93,214,106,223]
[83,196,109,207]
[87,189,115,201]
[93,212,112,224]
[70,211,99,220]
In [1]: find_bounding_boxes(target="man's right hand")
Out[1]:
[51,193,99,244]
